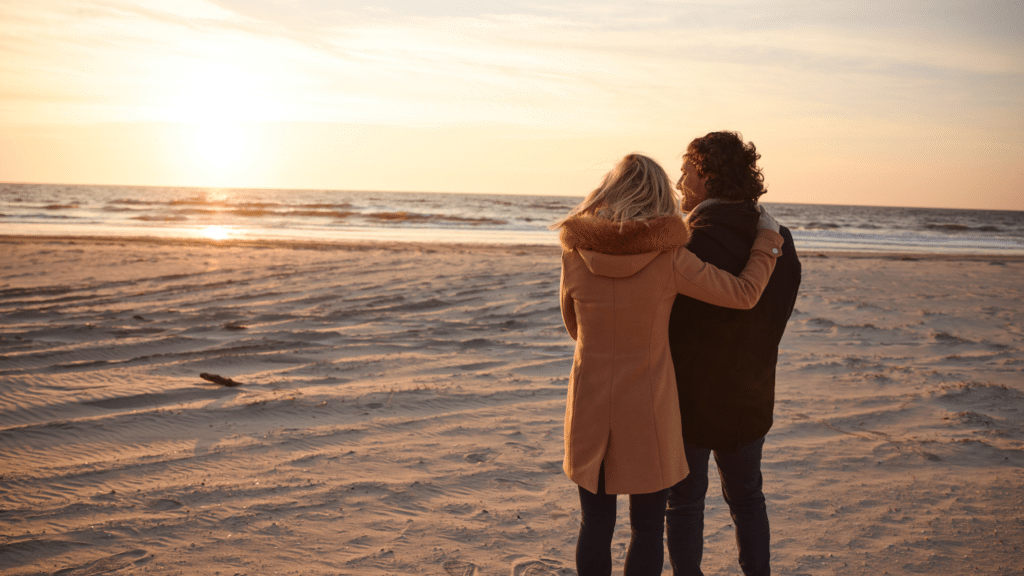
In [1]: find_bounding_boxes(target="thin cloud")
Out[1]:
[1,0,1020,132]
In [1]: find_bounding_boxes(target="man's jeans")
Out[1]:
[666,437,770,576]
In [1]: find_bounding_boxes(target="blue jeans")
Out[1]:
[577,466,669,576]
[665,437,770,576]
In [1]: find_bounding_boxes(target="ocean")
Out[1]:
[2,182,1023,255]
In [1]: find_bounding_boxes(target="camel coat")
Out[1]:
[558,214,783,494]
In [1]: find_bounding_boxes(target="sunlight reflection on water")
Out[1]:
[202,225,231,240]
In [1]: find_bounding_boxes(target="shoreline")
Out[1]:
[0,233,563,256]
[4,234,1024,262]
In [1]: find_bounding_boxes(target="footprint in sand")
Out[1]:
[53,549,150,575]
[512,559,566,575]
[442,559,477,575]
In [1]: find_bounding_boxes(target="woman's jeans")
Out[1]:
[665,437,770,576]
[577,467,669,576]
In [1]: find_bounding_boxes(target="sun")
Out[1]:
[194,123,245,169]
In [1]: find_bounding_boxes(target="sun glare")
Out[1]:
[174,63,265,124]
[166,62,276,174]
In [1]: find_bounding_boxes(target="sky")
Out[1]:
[0,0,1021,210]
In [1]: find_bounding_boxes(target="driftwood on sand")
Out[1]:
[199,373,243,387]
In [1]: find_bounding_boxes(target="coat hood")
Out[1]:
[559,214,690,278]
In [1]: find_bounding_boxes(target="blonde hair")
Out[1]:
[552,154,679,230]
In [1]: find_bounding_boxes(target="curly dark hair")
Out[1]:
[686,131,766,201]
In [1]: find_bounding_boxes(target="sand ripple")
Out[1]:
[1,238,1022,575]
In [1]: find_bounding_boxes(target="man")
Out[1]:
[665,131,801,576]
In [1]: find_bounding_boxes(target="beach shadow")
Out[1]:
[84,387,238,411]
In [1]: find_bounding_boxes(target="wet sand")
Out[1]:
[1,235,1022,575]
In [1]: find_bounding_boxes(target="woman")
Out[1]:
[552,154,783,575]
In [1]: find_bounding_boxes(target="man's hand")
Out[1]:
[756,204,780,233]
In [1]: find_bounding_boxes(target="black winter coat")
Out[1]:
[668,200,801,451]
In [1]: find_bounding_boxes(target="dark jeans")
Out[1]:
[665,437,770,576]
[577,466,670,576]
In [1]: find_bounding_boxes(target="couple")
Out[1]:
[553,131,802,576]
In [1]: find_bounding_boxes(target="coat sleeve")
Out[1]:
[560,250,578,340]
[673,229,783,309]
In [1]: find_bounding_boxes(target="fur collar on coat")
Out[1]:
[558,214,690,255]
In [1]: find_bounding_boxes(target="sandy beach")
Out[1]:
[1,235,1022,576]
